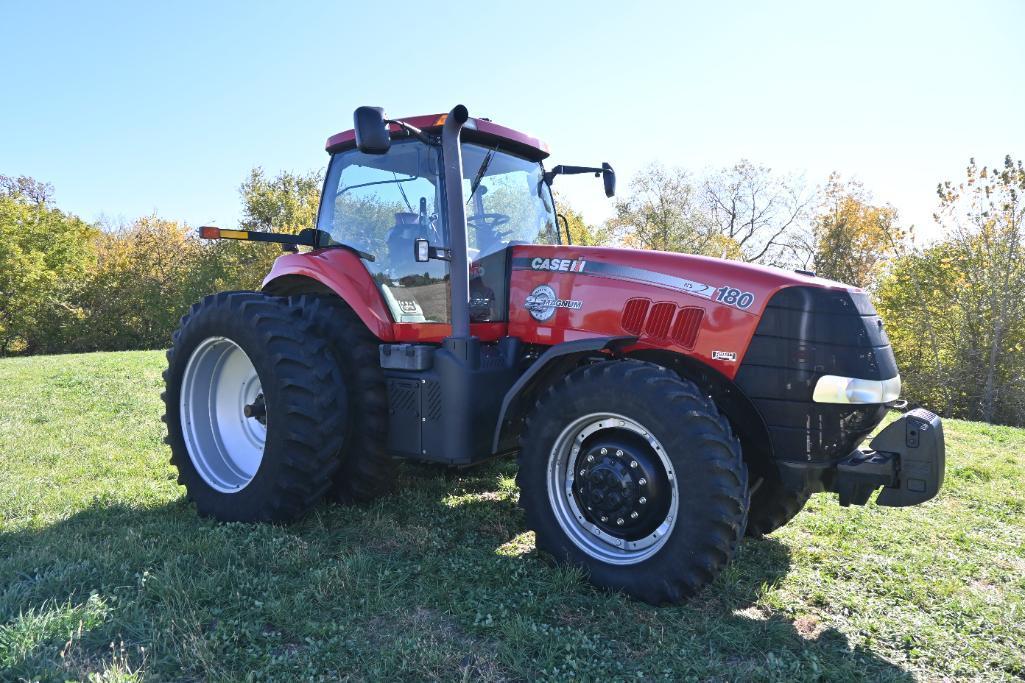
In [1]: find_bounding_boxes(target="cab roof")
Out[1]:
[325,113,551,161]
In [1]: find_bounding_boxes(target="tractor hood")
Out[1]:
[511,244,859,319]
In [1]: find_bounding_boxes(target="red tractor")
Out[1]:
[164,105,944,604]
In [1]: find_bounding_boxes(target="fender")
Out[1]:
[492,335,636,453]
[262,249,396,341]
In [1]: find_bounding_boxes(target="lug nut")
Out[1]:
[630,460,638,469]
[600,448,608,455]
[639,496,647,505]
[579,469,586,476]
[616,449,624,457]
[586,454,594,462]
[638,477,647,486]
[630,511,639,519]
[600,515,608,522]
[616,518,624,525]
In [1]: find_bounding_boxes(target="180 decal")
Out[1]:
[714,286,755,309]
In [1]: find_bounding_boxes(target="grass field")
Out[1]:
[1,351,1023,681]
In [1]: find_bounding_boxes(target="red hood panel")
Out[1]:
[507,245,860,379]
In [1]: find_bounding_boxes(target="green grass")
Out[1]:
[1,351,1023,681]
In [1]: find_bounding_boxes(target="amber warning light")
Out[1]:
[199,226,251,240]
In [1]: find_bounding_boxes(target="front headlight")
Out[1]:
[812,375,902,404]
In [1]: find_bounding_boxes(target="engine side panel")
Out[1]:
[506,245,826,380]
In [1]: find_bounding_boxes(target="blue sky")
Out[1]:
[1,1,1022,241]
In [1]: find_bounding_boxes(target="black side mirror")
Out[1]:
[354,106,391,155]
[602,162,616,198]
[414,238,430,263]
[413,238,452,263]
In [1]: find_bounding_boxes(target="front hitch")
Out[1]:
[830,408,946,507]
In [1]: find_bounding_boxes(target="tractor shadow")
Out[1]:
[408,459,917,681]
[2,468,915,680]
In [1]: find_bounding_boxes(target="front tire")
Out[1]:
[517,360,748,605]
[744,474,811,538]
[162,291,347,522]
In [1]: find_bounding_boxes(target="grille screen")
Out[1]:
[645,303,675,339]
[621,299,704,347]
[621,298,650,334]
[671,307,704,348]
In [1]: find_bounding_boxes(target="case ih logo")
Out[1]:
[525,285,583,322]
[397,300,421,314]
[531,257,586,273]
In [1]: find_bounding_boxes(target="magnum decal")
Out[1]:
[524,285,583,322]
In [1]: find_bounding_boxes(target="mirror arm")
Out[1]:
[545,164,606,185]
[545,162,615,197]
[429,246,452,261]
[385,119,433,145]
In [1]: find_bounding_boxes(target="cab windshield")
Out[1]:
[317,139,558,323]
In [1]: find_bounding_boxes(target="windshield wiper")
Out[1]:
[466,145,499,204]
[393,172,414,212]
[336,175,416,198]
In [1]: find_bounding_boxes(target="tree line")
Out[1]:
[1,157,1022,426]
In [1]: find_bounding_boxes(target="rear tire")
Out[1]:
[744,474,811,538]
[290,294,394,504]
[162,291,346,522]
[517,360,748,605]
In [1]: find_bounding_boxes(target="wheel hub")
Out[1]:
[574,435,670,539]
[244,393,267,425]
[547,413,679,565]
[180,336,266,493]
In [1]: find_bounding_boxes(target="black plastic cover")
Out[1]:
[735,286,898,464]
[380,344,435,371]
[873,408,945,506]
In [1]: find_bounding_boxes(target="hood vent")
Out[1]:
[646,302,676,339]
[621,298,704,348]
[672,307,704,349]
[621,298,650,334]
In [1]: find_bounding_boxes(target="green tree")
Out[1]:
[608,162,809,263]
[73,216,210,351]
[812,174,905,288]
[877,156,1025,426]
[550,195,608,246]
[701,160,812,267]
[240,167,322,233]
[0,177,97,354]
[936,156,1025,423]
[606,163,713,254]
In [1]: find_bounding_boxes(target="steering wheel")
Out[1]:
[467,213,510,231]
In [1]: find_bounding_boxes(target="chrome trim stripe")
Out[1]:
[512,257,719,302]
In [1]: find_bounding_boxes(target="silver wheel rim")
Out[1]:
[180,336,266,493]
[546,412,679,565]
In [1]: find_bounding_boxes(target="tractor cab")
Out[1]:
[315,129,561,325]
